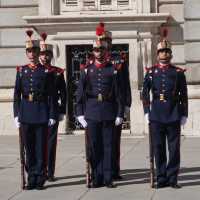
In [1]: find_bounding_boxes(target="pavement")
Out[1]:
[0,134,200,200]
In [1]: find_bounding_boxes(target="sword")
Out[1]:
[149,123,155,188]
[85,128,92,188]
[19,127,26,190]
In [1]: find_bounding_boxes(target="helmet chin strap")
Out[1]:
[95,53,106,63]
[159,60,170,65]
[95,57,106,63]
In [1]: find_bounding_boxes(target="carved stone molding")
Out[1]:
[23,13,170,34]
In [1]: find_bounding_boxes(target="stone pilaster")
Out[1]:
[39,0,60,16]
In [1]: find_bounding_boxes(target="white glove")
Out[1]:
[58,114,65,121]
[115,117,123,126]
[48,119,56,126]
[77,116,87,128]
[14,117,20,128]
[145,113,149,124]
[181,116,187,126]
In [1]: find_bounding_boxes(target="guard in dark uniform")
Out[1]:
[76,28,124,188]
[13,30,57,190]
[112,52,132,180]
[142,29,188,189]
[96,23,132,179]
[39,33,67,182]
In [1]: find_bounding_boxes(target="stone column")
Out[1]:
[55,41,68,134]
[184,0,200,83]
[39,0,60,16]
[132,33,153,136]
[184,0,200,136]
[129,38,145,136]
[52,0,60,15]
[137,0,150,13]
[39,0,52,16]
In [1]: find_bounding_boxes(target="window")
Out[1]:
[62,0,132,12]
[64,0,80,11]
[100,0,112,5]
[117,0,130,9]
[83,0,97,10]
[65,0,78,6]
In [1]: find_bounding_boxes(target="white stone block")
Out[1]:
[0,7,38,26]
[39,0,52,16]
[159,4,183,22]
[0,88,13,101]
[171,44,185,64]
[182,99,200,136]
[0,102,18,135]
[0,68,16,87]
[0,0,38,6]
[0,48,28,67]
[184,21,200,41]
[184,0,200,19]
[0,28,27,46]
[185,42,200,62]
[185,63,200,83]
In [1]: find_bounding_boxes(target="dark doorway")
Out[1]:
[66,44,129,131]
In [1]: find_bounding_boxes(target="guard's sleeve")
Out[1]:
[76,69,86,116]
[58,73,67,114]
[47,71,58,120]
[13,67,22,118]
[179,72,188,117]
[141,71,152,114]
[122,62,132,107]
[115,69,125,118]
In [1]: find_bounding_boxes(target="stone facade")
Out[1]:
[0,0,38,135]
[0,0,200,136]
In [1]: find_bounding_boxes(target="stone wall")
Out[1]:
[158,0,185,65]
[0,0,38,135]
[183,0,200,136]
[157,0,200,136]
[0,0,200,136]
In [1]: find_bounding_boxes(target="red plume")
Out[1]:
[99,22,104,28]
[41,32,47,41]
[26,30,33,38]
[160,27,168,39]
[96,22,105,36]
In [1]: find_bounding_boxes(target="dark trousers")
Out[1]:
[150,121,181,184]
[47,121,59,177]
[112,124,122,176]
[21,123,48,185]
[87,119,114,185]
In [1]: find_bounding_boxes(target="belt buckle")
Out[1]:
[159,93,164,101]
[28,93,33,102]
[97,93,103,102]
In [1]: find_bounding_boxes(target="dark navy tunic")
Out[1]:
[76,62,124,121]
[76,61,124,185]
[142,64,188,123]
[46,65,67,178]
[47,66,67,116]
[142,63,188,185]
[13,63,56,124]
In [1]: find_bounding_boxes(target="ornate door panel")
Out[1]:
[66,44,129,131]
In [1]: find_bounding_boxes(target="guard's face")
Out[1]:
[93,47,106,61]
[26,47,40,63]
[39,51,53,65]
[157,49,172,64]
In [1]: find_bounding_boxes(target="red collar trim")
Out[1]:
[156,63,170,69]
[28,63,38,69]
[94,60,107,68]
